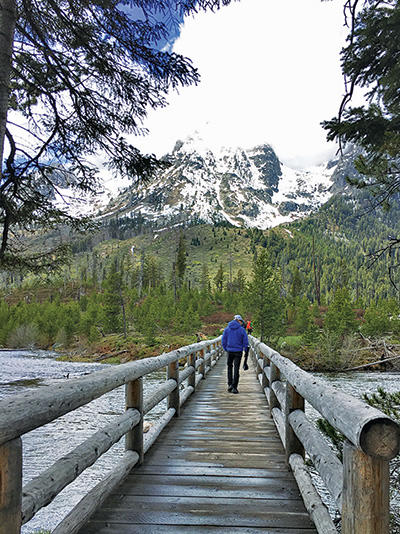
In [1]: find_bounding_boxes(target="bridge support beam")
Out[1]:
[0,437,22,534]
[342,439,390,534]
[125,378,144,465]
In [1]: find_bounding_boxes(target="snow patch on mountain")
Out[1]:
[274,164,335,206]
[98,133,346,230]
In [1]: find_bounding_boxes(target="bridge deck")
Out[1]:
[78,358,318,533]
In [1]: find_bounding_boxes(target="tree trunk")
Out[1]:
[119,286,127,339]
[0,0,16,178]
[312,236,321,305]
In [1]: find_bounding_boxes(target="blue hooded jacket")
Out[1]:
[222,320,249,352]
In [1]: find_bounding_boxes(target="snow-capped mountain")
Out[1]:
[99,134,356,230]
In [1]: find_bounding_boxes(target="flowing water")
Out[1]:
[0,350,399,533]
[0,350,166,534]
[306,371,400,525]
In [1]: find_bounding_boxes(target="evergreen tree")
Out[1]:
[0,0,232,271]
[290,266,302,301]
[295,296,313,334]
[60,302,80,346]
[324,287,359,337]
[37,299,62,341]
[176,231,187,288]
[143,254,164,293]
[361,302,390,338]
[214,262,225,292]
[102,261,124,334]
[79,293,103,339]
[323,1,400,262]
[233,268,246,293]
[201,263,211,293]
[248,250,286,343]
[336,258,350,291]
[295,296,319,344]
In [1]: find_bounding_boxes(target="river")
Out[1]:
[308,370,400,526]
[0,350,399,533]
[0,349,166,534]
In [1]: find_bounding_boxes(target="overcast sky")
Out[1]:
[134,0,349,169]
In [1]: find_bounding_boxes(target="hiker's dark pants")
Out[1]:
[227,351,242,388]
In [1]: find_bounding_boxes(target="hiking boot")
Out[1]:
[231,387,239,394]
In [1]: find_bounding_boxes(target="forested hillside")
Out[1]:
[1,187,400,369]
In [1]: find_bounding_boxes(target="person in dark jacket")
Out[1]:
[221,314,249,394]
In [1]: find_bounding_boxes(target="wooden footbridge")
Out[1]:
[0,336,399,534]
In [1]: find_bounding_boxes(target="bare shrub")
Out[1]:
[8,323,39,349]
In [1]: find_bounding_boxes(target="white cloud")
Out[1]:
[133,0,348,169]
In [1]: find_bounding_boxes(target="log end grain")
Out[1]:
[359,417,400,460]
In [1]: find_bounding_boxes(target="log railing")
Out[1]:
[249,336,400,534]
[0,337,223,534]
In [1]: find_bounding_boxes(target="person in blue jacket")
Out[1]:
[221,314,249,394]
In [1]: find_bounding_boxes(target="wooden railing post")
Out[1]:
[249,341,256,366]
[342,439,390,534]
[198,348,205,378]
[0,438,22,534]
[167,360,180,417]
[261,356,268,390]
[125,377,144,465]
[188,351,196,391]
[285,383,305,466]
[269,362,280,417]
[256,347,262,380]
[214,342,219,365]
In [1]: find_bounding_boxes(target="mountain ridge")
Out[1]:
[98,134,356,230]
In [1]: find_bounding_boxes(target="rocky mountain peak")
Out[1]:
[100,135,354,230]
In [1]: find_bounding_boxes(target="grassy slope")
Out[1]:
[81,224,291,288]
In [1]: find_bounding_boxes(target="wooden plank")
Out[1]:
[126,457,285,468]
[103,495,310,512]
[111,475,301,499]
[139,452,287,468]
[76,359,317,534]
[80,524,317,534]
[124,465,291,477]
[107,484,300,500]
[80,507,314,529]
[159,433,281,441]
[142,441,284,453]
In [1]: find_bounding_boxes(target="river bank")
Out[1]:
[16,330,204,366]
[5,328,400,374]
